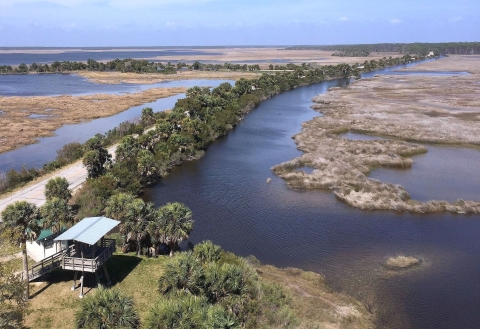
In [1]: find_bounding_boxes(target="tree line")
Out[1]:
[1,59,261,74]
[286,42,480,56]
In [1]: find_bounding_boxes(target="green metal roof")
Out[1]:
[36,229,54,241]
[54,216,120,245]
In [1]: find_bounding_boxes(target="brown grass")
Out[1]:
[0,87,186,154]
[146,48,402,67]
[400,55,480,74]
[77,70,262,84]
[273,56,480,214]
[257,265,374,329]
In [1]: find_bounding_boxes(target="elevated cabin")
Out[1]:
[54,216,119,297]
[25,216,119,298]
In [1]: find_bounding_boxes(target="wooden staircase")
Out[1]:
[24,249,66,281]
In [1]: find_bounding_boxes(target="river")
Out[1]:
[2,63,480,328]
[141,69,480,329]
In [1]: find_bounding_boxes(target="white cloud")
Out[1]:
[340,16,349,21]
[390,18,401,24]
[449,16,463,22]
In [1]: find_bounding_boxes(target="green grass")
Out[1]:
[25,252,374,329]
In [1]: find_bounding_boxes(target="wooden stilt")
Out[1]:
[103,265,111,287]
[95,271,102,288]
[79,272,84,298]
[71,271,77,291]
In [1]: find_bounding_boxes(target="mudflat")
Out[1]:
[0,87,186,154]
[273,56,480,214]
[77,70,262,84]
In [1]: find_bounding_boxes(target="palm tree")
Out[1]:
[41,197,74,234]
[44,177,72,201]
[105,193,136,222]
[41,197,74,251]
[1,201,41,299]
[155,202,193,257]
[75,288,140,329]
[121,199,156,257]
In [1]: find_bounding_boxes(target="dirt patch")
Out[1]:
[273,56,480,214]
[0,87,186,154]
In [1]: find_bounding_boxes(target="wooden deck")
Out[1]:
[62,239,115,273]
[25,238,116,281]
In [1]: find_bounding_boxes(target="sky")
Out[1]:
[0,0,478,46]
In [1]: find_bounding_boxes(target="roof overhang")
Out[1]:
[54,216,120,245]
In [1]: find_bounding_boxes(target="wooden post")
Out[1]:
[71,271,77,291]
[103,265,111,287]
[95,271,102,288]
[79,272,84,298]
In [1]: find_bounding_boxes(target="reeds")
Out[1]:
[273,70,480,214]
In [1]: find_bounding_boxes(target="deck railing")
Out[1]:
[62,239,115,273]
[25,248,66,281]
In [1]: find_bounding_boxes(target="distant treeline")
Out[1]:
[286,42,480,56]
[332,50,371,57]
[0,58,264,74]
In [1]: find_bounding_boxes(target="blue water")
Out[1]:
[0,49,218,66]
[0,74,230,97]
[142,74,480,329]
[342,133,480,202]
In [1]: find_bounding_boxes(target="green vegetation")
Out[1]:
[75,288,141,329]
[45,177,72,201]
[64,242,373,329]
[0,122,143,195]
[1,58,260,75]
[0,201,42,298]
[0,262,28,329]
[332,50,371,57]
[0,54,428,197]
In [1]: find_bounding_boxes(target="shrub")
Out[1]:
[45,177,72,201]
[75,288,140,329]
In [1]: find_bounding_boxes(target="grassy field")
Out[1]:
[24,251,374,329]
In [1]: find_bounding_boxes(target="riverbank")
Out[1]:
[273,55,480,214]
[23,253,374,329]
[0,87,186,154]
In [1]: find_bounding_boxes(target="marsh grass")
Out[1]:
[0,87,187,154]
[274,66,480,214]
